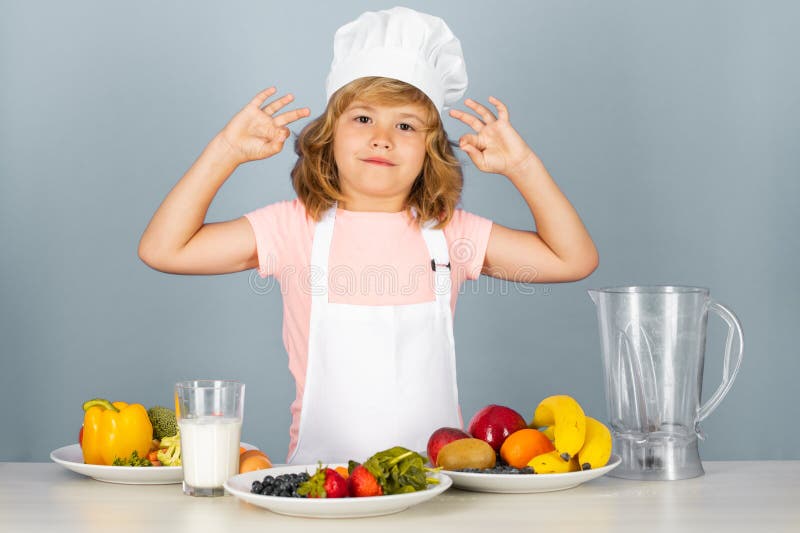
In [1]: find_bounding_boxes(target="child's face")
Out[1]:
[333,100,428,208]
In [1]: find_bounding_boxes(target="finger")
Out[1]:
[262,129,288,153]
[260,93,295,115]
[273,126,290,142]
[272,107,311,126]
[271,133,289,147]
[459,133,480,149]
[250,86,277,108]
[460,142,481,163]
[488,96,509,121]
[464,98,497,123]
[448,108,485,132]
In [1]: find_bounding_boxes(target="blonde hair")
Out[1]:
[290,76,463,229]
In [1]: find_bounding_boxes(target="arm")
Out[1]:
[449,97,598,283]
[137,137,254,275]
[138,87,310,275]
[483,153,598,282]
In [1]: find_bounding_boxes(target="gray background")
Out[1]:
[2,0,797,462]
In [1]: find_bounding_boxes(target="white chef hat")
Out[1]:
[325,6,468,114]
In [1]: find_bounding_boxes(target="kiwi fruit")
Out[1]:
[436,438,496,470]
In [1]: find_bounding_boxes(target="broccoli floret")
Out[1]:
[113,450,152,467]
[157,432,181,466]
[147,406,178,440]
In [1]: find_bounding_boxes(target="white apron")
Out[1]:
[288,203,461,464]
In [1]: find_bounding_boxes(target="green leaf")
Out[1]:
[297,462,327,498]
[362,446,433,495]
[347,459,361,475]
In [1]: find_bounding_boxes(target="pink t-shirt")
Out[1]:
[244,199,493,458]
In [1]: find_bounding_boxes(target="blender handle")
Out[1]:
[696,299,744,423]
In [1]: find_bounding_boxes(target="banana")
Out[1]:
[531,395,586,461]
[576,416,612,470]
[527,450,579,474]
[542,426,555,442]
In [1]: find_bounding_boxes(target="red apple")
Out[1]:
[427,427,470,466]
[468,405,528,452]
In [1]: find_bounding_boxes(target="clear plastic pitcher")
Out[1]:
[588,286,743,480]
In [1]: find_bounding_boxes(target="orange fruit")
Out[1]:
[239,449,272,473]
[500,429,555,468]
[335,466,349,479]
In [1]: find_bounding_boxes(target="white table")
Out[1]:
[1,461,798,532]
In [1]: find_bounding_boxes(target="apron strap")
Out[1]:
[309,202,337,307]
[419,216,452,307]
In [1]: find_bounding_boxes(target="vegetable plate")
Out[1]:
[50,442,256,485]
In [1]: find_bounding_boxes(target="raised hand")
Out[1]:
[218,87,310,164]
[449,96,536,177]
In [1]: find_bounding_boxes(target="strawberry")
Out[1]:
[323,469,349,498]
[349,464,383,497]
[298,465,349,498]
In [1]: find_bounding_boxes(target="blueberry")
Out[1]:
[251,481,264,493]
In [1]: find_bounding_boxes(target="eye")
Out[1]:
[355,115,371,124]
[398,123,415,131]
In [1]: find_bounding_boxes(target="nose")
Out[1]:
[370,125,392,150]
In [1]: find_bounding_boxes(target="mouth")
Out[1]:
[361,158,396,167]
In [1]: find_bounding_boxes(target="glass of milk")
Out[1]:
[175,380,245,496]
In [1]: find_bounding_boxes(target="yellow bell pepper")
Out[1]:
[80,400,153,466]
[81,405,106,465]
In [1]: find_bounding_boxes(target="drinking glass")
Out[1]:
[175,380,245,496]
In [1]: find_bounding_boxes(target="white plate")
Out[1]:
[442,454,621,493]
[224,464,452,518]
[50,442,257,485]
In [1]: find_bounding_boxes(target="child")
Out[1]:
[138,7,598,464]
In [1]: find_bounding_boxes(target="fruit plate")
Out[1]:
[224,464,452,518]
[50,442,257,485]
[442,454,621,494]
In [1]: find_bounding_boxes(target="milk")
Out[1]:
[179,417,242,488]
